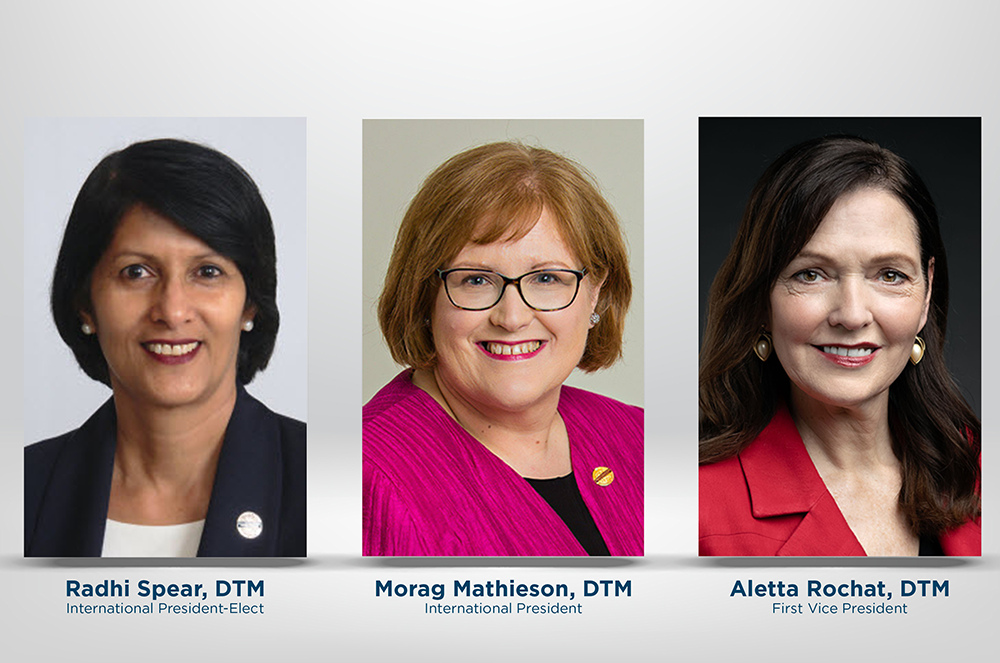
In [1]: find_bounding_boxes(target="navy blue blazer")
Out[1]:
[24,385,306,557]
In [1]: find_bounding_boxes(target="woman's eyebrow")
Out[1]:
[790,250,920,266]
[108,250,226,262]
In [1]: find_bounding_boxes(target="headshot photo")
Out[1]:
[23,118,307,557]
[363,120,643,556]
[698,117,981,556]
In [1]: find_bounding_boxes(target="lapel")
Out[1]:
[562,387,644,556]
[739,405,866,556]
[29,385,285,557]
[197,385,284,556]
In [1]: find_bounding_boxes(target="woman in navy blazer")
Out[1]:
[700,135,980,556]
[24,139,305,557]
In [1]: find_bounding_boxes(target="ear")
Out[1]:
[79,310,96,332]
[587,276,605,328]
[919,257,934,331]
[588,274,605,311]
[243,303,258,326]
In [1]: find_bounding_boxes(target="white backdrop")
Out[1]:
[2,1,996,662]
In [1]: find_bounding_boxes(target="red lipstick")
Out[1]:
[814,343,878,368]
[142,340,201,365]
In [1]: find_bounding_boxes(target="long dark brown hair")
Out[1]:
[700,135,980,534]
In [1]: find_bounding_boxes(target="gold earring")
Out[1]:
[910,336,925,365]
[753,330,772,362]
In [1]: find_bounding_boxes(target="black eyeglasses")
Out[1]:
[436,268,588,311]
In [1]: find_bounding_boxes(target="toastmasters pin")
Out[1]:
[236,511,263,539]
[592,467,614,486]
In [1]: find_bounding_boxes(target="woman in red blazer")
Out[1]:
[699,134,980,556]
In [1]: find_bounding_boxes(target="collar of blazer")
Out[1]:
[738,404,867,556]
[28,384,287,557]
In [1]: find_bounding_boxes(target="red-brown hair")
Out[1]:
[378,141,632,371]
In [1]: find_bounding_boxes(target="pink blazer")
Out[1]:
[700,405,980,556]
[364,371,644,556]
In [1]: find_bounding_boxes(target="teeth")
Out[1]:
[145,342,199,356]
[822,346,874,357]
[485,341,542,356]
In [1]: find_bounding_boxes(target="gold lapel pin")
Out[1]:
[592,466,614,486]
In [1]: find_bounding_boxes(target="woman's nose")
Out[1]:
[150,276,194,326]
[489,284,534,330]
[827,278,873,330]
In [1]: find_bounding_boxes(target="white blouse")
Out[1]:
[101,519,205,557]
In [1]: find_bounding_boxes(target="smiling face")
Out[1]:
[430,207,601,414]
[82,206,253,411]
[769,188,933,412]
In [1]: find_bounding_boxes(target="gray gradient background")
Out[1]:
[2,2,996,662]
[363,119,643,407]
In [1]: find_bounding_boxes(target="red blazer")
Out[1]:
[699,405,981,556]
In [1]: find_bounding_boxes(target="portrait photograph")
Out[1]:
[363,119,644,556]
[23,117,307,557]
[698,117,981,557]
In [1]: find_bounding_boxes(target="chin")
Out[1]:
[479,380,550,412]
[137,377,218,408]
[794,381,888,411]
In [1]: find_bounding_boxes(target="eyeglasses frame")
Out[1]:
[436,267,588,312]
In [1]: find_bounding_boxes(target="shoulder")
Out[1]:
[24,399,114,504]
[698,438,793,557]
[25,431,75,507]
[363,372,453,457]
[239,389,305,465]
[363,370,425,425]
[26,432,72,474]
[24,424,94,555]
[941,517,982,556]
[559,385,643,426]
[698,456,751,531]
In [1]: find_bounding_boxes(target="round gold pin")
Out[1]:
[592,466,614,486]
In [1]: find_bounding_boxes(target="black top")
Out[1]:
[526,472,610,556]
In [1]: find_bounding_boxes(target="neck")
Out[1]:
[108,382,237,524]
[789,387,898,472]
[412,368,570,478]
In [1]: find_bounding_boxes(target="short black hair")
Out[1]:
[51,138,279,385]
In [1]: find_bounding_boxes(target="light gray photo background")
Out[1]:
[363,119,643,408]
[2,2,997,662]
[23,118,308,443]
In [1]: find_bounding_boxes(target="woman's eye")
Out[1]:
[534,272,557,285]
[879,270,906,284]
[459,273,494,287]
[795,269,821,283]
[121,264,151,280]
[197,265,224,279]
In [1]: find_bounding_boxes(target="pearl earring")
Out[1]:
[243,320,254,332]
[81,322,94,335]
[753,330,772,362]
[910,336,925,365]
